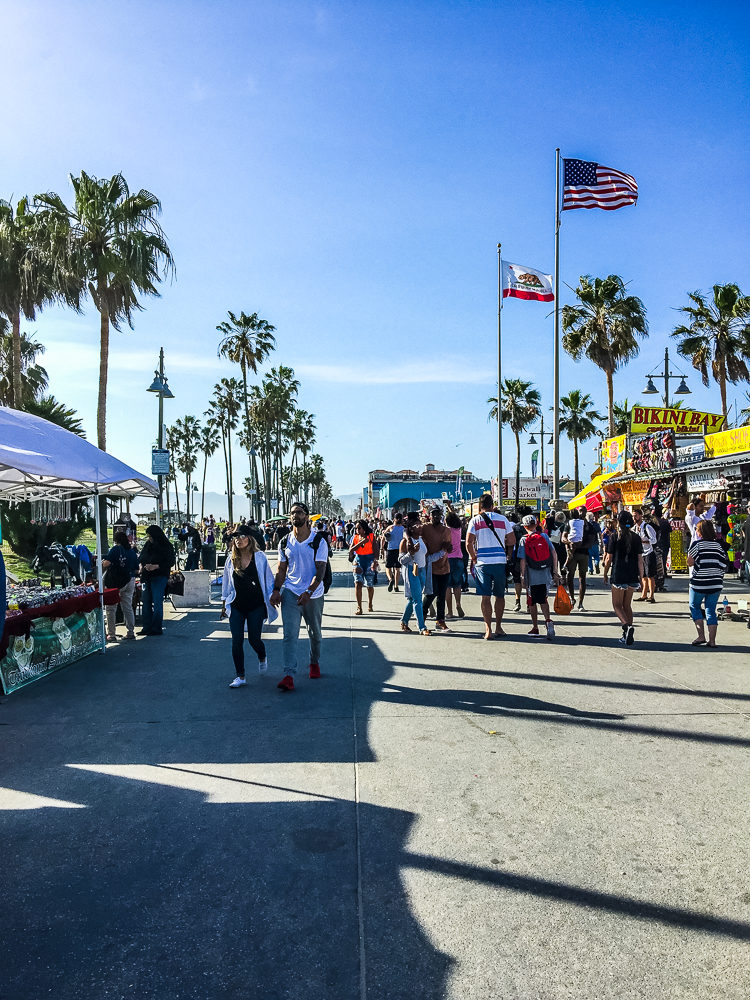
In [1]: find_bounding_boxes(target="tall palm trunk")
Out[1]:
[719,371,728,419]
[165,474,171,517]
[240,362,256,520]
[227,430,234,521]
[97,286,110,545]
[605,369,615,437]
[11,309,22,409]
[514,430,521,510]
[173,474,182,521]
[201,452,209,521]
[573,439,580,493]
[220,429,231,522]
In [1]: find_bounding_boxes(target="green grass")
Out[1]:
[2,525,150,582]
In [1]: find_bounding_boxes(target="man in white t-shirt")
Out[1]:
[270,502,328,691]
[685,496,717,543]
[466,493,515,640]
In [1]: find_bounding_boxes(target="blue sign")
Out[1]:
[151,448,170,475]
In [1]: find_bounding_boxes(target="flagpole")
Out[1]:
[553,148,561,501]
[497,243,503,508]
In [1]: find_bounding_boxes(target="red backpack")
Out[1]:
[524,531,552,570]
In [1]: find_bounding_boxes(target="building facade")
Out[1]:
[364,464,492,516]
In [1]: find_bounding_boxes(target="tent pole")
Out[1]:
[94,489,106,654]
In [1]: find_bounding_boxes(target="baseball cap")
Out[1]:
[522,515,537,527]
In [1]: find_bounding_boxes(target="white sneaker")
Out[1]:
[229,676,247,688]
[258,660,268,674]
[545,621,555,640]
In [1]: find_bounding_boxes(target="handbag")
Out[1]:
[553,584,572,615]
[166,571,185,596]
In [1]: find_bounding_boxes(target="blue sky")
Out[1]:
[3,0,749,504]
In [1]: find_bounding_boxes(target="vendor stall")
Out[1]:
[0,406,158,694]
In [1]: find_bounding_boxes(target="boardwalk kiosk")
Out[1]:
[0,406,158,694]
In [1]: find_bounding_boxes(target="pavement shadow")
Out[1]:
[0,618,453,1000]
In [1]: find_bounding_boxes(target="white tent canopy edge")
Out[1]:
[0,406,158,654]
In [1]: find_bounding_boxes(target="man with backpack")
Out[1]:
[270,502,330,691]
[563,506,597,610]
[466,493,516,640]
[517,514,562,640]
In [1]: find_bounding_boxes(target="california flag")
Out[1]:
[502,261,554,302]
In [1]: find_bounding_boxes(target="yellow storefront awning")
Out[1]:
[568,472,617,509]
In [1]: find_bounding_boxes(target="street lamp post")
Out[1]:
[146,347,174,529]
[528,412,555,508]
[642,346,691,409]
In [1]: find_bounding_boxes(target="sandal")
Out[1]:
[691,637,707,646]
[354,607,363,616]
[401,622,412,633]
[420,629,432,636]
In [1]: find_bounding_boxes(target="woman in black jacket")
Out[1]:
[138,525,176,636]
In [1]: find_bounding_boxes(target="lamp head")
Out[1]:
[160,378,175,399]
[147,372,163,393]
[642,378,658,395]
[675,378,691,395]
[528,434,537,445]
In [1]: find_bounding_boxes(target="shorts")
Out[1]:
[528,583,549,606]
[385,549,401,569]
[567,551,589,575]
[508,558,522,584]
[643,551,657,578]
[448,557,464,587]
[611,581,638,590]
[474,562,506,598]
[354,555,376,587]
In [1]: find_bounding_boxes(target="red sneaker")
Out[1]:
[309,663,321,679]
[277,675,295,692]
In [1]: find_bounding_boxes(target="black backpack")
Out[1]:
[285,532,332,594]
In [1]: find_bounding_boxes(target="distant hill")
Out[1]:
[128,490,362,521]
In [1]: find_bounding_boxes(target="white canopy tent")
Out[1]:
[0,406,159,650]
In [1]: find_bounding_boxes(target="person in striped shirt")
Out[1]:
[687,520,728,647]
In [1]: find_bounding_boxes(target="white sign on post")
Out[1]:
[270,499,279,510]
[151,448,170,475]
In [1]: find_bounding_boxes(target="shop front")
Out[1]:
[0,406,158,695]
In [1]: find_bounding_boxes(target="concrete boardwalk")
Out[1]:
[2,552,749,999]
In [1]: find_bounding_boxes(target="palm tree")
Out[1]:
[0,198,73,408]
[671,283,750,419]
[198,418,221,521]
[737,391,750,426]
[35,172,174,543]
[26,396,86,437]
[173,415,201,519]
[488,378,540,509]
[165,425,182,522]
[208,378,242,521]
[612,398,630,436]
[35,172,174,451]
[559,390,605,492]
[562,274,648,435]
[217,310,276,519]
[0,320,49,406]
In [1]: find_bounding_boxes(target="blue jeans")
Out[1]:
[281,587,324,675]
[689,587,720,626]
[402,568,426,630]
[142,575,168,633]
[229,604,266,676]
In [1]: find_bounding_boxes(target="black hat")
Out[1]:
[232,525,255,538]
[290,501,310,515]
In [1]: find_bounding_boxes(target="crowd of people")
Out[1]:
[101,492,748,691]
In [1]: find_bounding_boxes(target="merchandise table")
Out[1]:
[1,587,121,694]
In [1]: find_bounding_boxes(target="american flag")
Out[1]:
[562,158,638,211]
